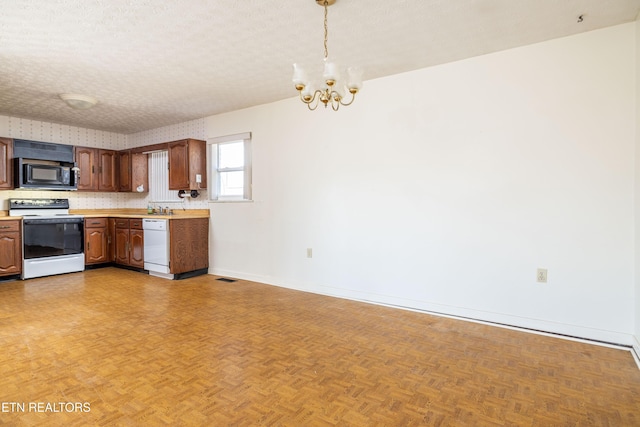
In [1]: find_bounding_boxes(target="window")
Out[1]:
[208,132,252,201]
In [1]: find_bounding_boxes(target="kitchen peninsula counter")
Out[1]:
[79,209,209,278]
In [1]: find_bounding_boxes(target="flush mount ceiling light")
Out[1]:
[292,0,363,111]
[59,93,98,110]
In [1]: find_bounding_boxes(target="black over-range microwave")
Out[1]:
[15,158,79,190]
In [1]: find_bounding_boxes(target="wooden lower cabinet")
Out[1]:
[115,218,144,268]
[83,215,209,277]
[85,218,109,265]
[114,225,129,265]
[130,229,144,268]
[0,220,21,276]
[108,218,116,262]
[169,218,209,274]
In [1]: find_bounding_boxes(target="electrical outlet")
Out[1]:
[196,174,202,183]
[537,268,548,283]
[306,248,313,258]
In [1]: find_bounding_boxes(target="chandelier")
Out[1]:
[292,0,363,111]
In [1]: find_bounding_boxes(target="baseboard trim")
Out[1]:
[208,269,635,352]
[632,335,640,369]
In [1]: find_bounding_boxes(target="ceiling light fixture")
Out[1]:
[292,0,363,111]
[59,93,98,110]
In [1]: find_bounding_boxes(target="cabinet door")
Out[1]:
[0,222,21,275]
[131,153,148,193]
[75,146,97,191]
[0,137,13,189]
[129,229,144,268]
[114,227,130,265]
[169,218,209,274]
[86,228,108,264]
[117,150,132,192]
[168,140,189,190]
[187,139,207,190]
[98,149,117,192]
[107,218,116,262]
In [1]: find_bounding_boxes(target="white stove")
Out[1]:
[9,198,85,279]
[9,198,82,218]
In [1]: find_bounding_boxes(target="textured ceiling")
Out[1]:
[0,0,639,134]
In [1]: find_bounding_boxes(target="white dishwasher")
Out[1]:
[143,219,171,278]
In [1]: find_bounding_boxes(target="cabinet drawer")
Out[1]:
[130,219,143,229]
[85,218,107,228]
[115,219,130,229]
[0,221,20,232]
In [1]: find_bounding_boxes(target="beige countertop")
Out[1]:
[72,209,209,220]
[0,209,209,220]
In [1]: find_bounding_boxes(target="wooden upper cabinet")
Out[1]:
[168,140,189,190]
[131,153,149,193]
[168,139,206,190]
[75,146,97,191]
[98,149,117,191]
[117,150,132,192]
[118,150,148,193]
[0,137,13,190]
[75,147,117,192]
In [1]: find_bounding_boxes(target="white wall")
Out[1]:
[206,23,636,344]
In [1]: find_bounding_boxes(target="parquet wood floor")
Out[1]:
[1,268,639,426]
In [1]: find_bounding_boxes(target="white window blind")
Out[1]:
[149,151,180,202]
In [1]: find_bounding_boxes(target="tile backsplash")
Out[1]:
[0,115,209,210]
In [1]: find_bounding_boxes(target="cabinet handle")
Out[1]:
[92,165,95,174]
[0,225,10,229]
[87,242,90,250]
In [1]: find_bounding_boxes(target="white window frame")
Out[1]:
[208,132,252,202]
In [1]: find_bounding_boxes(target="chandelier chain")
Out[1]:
[323,0,329,59]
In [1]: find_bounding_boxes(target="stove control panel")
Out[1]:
[9,198,70,210]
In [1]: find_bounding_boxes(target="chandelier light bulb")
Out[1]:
[292,63,307,89]
[302,83,315,102]
[346,67,363,91]
[323,60,339,84]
